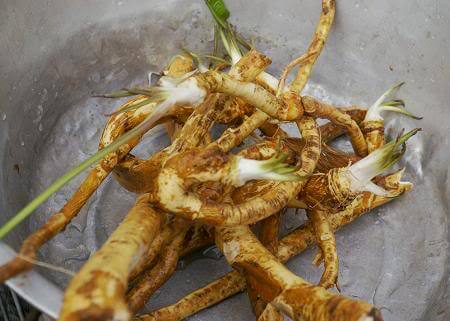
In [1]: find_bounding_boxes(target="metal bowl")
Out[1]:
[0,1,448,320]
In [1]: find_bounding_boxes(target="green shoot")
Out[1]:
[0,106,166,240]
[0,75,208,239]
[103,97,162,117]
[204,0,248,64]
[182,48,231,72]
[234,153,305,186]
[365,83,422,121]
[348,128,421,185]
[204,0,230,29]
[93,90,136,99]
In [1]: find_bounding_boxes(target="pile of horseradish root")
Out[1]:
[0,1,422,321]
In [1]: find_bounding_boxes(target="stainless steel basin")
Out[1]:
[0,0,448,320]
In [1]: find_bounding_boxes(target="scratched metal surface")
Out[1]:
[0,0,448,320]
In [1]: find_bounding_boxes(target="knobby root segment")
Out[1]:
[307,207,338,289]
[216,225,379,321]
[302,95,368,157]
[135,270,244,321]
[136,170,410,321]
[195,70,304,121]
[149,117,320,226]
[0,55,195,283]
[112,93,219,194]
[319,107,367,143]
[112,49,272,194]
[59,195,162,321]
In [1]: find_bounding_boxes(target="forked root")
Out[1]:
[59,195,163,321]
[113,50,272,194]
[136,170,411,321]
[307,207,338,289]
[195,71,304,121]
[302,96,368,156]
[128,220,171,282]
[148,117,320,226]
[216,225,380,321]
[289,0,336,93]
[0,55,197,284]
[127,219,189,314]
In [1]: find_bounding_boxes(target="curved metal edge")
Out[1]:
[0,243,62,319]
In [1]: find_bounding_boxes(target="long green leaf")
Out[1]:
[0,101,171,240]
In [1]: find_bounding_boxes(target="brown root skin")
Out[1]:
[113,49,272,194]
[259,121,289,138]
[195,71,304,121]
[129,224,214,296]
[113,152,167,194]
[302,95,368,156]
[149,117,320,226]
[211,110,270,153]
[59,195,162,321]
[229,49,273,81]
[248,212,282,317]
[135,271,245,321]
[215,49,272,124]
[127,219,188,314]
[180,224,215,257]
[215,97,255,124]
[315,143,361,173]
[307,207,339,289]
[257,304,285,321]
[232,136,358,205]
[300,168,356,212]
[361,119,385,153]
[259,212,281,253]
[216,225,379,321]
[137,170,410,321]
[320,107,367,143]
[163,147,233,185]
[128,218,172,282]
[289,0,335,93]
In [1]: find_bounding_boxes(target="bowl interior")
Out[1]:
[0,1,448,320]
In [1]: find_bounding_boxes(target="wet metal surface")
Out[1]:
[0,1,448,320]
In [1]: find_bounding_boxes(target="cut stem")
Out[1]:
[365,82,422,121]
[0,80,205,239]
[347,128,420,193]
[234,153,303,186]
